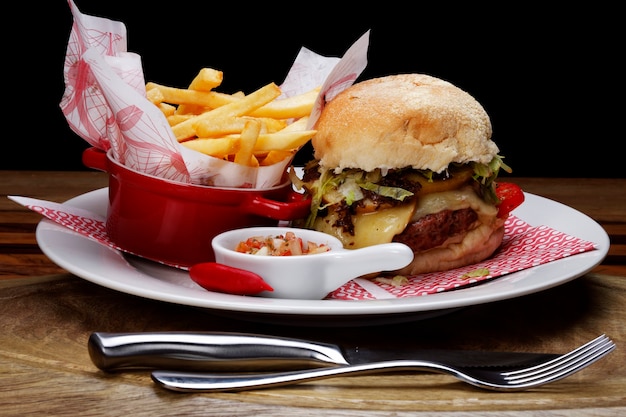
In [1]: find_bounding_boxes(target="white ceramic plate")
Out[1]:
[36,188,609,326]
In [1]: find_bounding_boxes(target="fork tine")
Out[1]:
[504,334,609,377]
[502,334,615,387]
[508,340,615,387]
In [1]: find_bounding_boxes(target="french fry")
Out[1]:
[176,68,223,115]
[171,82,281,141]
[186,68,223,91]
[249,87,320,119]
[146,82,228,108]
[194,116,287,138]
[253,130,317,153]
[183,91,244,109]
[213,127,315,155]
[277,116,310,132]
[259,150,295,166]
[146,68,319,167]
[258,117,289,133]
[234,119,261,167]
[146,87,165,105]
[166,114,194,126]
[193,115,245,137]
[158,102,177,117]
[181,137,239,160]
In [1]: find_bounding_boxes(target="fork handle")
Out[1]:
[151,360,450,392]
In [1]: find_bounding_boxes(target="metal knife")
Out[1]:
[88,331,560,372]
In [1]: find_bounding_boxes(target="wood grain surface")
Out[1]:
[1,171,625,416]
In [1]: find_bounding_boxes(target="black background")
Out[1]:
[6,1,623,177]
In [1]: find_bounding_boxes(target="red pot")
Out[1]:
[82,148,311,267]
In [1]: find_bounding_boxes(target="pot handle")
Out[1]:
[245,190,311,221]
[82,147,108,172]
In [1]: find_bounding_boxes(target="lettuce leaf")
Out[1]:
[300,155,510,229]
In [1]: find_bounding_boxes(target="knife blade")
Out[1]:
[88,331,560,372]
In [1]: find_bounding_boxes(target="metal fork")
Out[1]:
[151,334,615,392]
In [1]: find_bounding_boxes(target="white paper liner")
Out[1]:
[60,0,369,188]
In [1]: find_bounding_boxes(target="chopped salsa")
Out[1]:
[235,232,331,256]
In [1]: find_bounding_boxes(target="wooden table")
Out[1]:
[1,170,625,416]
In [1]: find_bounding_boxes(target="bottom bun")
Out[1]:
[393,223,505,276]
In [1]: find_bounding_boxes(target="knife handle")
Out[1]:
[88,331,349,372]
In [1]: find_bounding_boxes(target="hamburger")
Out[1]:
[291,73,523,276]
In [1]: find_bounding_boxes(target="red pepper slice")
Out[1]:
[495,182,525,219]
[189,262,274,295]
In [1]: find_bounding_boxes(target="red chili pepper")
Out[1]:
[495,182,525,219]
[189,262,273,295]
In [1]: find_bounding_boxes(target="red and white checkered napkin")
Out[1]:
[10,196,597,299]
[328,216,598,300]
[9,196,114,245]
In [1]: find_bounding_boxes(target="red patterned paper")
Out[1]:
[10,196,597,300]
[327,216,596,300]
[10,196,115,248]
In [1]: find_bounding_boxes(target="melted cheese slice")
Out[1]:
[412,186,497,223]
[314,186,498,250]
[313,203,415,249]
[352,204,415,248]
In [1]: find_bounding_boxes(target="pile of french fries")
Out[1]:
[146,68,320,167]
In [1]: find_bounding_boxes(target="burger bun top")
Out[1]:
[312,73,499,173]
